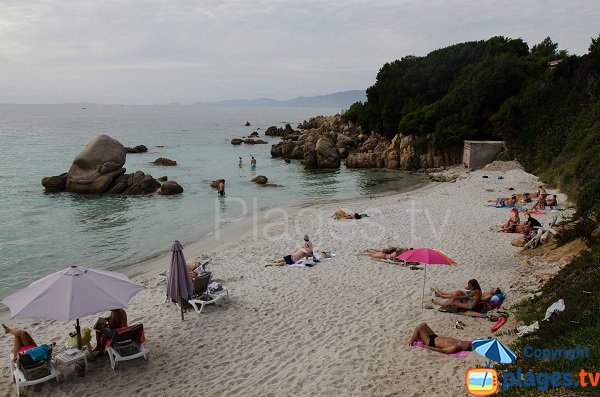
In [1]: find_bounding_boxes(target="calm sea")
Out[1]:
[0,104,424,299]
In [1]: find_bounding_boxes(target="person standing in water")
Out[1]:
[218,179,225,197]
[238,157,243,167]
[251,156,257,169]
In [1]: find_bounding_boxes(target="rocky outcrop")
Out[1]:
[231,138,243,145]
[153,157,177,166]
[251,175,268,184]
[303,131,340,169]
[125,145,148,153]
[243,138,268,145]
[42,135,177,196]
[244,121,251,126]
[65,135,127,194]
[41,173,68,192]
[106,171,161,195]
[265,124,295,137]
[159,180,184,195]
[158,176,168,182]
[250,131,259,137]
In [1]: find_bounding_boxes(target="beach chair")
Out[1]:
[10,345,60,396]
[105,324,150,370]
[187,272,228,314]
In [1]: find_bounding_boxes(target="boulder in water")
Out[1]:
[106,171,160,195]
[159,180,184,195]
[42,173,68,192]
[125,145,148,153]
[251,175,268,185]
[153,157,177,166]
[231,138,243,145]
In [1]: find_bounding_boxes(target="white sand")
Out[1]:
[0,163,573,397]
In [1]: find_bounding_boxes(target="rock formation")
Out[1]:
[251,175,268,184]
[42,135,181,196]
[65,135,127,194]
[231,138,243,145]
[159,180,184,195]
[245,121,251,126]
[153,157,177,166]
[125,145,148,153]
[243,138,268,144]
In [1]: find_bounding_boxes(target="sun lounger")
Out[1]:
[105,324,150,370]
[187,272,228,314]
[10,345,60,396]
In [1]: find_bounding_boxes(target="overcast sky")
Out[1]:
[1,0,598,104]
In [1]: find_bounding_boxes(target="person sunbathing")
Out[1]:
[498,208,520,232]
[332,210,355,219]
[432,279,482,310]
[407,322,473,354]
[266,248,309,267]
[92,309,128,357]
[3,324,38,360]
[436,285,502,302]
[358,247,409,260]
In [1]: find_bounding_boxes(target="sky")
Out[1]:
[1,0,599,104]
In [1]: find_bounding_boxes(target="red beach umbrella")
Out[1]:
[396,248,455,308]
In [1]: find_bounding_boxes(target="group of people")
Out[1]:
[498,208,541,235]
[238,156,257,169]
[4,308,128,361]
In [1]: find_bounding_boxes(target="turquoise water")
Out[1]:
[0,104,425,299]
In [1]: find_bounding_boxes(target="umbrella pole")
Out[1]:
[76,318,82,350]
[180,298,185,321]
[421,264,427,309]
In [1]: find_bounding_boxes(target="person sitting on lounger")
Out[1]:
[92,309,128,357]
[3,324,38,360]
[407,322,473,354]
[499,208,520,232]
[432,279,482,310]
[266,248,310,267]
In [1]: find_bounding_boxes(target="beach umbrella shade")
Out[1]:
[166,240,194,321]
[472,338,517,365]
[1,265,144,348]
[396,248,455,308]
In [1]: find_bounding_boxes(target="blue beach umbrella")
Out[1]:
[472,338,517,365]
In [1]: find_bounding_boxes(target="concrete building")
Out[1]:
[463,140,505,170]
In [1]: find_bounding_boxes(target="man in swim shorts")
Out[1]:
[266,248,309,267]
[407,322,472,354]
[218,180,225,197]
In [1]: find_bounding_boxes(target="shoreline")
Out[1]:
[0,161,575,396]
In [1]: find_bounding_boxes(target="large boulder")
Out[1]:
[244,138,268,144]
[250,131,259,137]
[65,135,127,194]
[302,131,340,169]
[42,173,68,192]
[153,157,177,166]
[159,180,184,195]
[106,171,160,195]
[231,138,243,145]
[346,153,383,168]
[251,175,268,184]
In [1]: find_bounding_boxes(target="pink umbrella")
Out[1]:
[396,248,455,308]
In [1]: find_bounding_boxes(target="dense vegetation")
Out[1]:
[345,35,600,205]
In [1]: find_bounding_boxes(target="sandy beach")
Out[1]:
[0,162,573,397]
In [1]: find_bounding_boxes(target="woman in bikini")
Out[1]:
[358,247,409,260]
[499,208,520,232]
[3,324,38,360]
[432,279,482,310]
[435,284,502,302]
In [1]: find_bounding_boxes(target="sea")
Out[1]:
[0,104,425,299]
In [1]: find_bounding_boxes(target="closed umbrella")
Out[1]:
[1,265,144,348]
[396,248,455,308]
[166,240,194,321]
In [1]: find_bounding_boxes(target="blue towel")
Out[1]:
[24,344,49,361]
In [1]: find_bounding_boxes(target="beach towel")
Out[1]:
[438,307,489,318]
[23,344,49,361]
[410,339,470,358]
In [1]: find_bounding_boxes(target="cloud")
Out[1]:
[0,0,598,103]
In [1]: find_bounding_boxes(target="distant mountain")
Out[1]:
[193,90,366,108]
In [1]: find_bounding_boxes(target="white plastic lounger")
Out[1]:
[187,272,228,314]
[105,324,150,370]
[10,347,60,396]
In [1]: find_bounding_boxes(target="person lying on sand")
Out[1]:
[296,235,313,257]
[432,279,482,310]
[498,208,520,233]
[358,246,409,260]
[3,324,39,360]
[407,322,473,354]
[266,248,310,267]
[332,210,368,220]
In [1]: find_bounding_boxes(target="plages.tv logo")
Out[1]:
[465,368,498,396]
